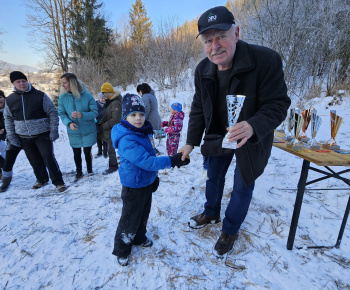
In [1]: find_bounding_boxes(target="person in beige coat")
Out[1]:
[99,83,122,175]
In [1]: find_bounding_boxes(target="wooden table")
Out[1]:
[273,131,350,250]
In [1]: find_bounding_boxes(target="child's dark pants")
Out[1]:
[112,184,153,258]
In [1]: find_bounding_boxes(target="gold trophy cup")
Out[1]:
[299,109,312,142]
[323,110,342,150]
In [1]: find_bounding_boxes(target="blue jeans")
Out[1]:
[203,154,255,235]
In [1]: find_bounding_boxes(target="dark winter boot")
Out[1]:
[213,232,239,257]
[188,212,221,229]
[102,165,118,175]
[0,176,12,192]
[75,167,84,180]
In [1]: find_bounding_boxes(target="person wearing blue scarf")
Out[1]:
[110,94,190,266]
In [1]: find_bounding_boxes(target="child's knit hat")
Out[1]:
[171,102,182,112]
[122,94,145,119]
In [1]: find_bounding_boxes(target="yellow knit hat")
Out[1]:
[101,82,115,93]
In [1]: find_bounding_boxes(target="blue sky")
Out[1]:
[0,0,227,68]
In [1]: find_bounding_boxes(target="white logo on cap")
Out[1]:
[208,15,217,22]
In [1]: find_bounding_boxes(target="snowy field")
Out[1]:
[1,88,350,289]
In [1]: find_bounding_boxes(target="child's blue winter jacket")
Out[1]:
[111,121,172,188]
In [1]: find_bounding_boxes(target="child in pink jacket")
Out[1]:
[161,103,184,156]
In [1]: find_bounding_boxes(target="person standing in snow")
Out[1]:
[95,92,108,158]
[58,73,98,180]
[4,71,67,192]
[98,83,122,175]
[179,6,290,257]
[0,90,49,193]
[111,94,190,266]
[0,91,6,177]
[137,83,161,131]
[161,102,184,156]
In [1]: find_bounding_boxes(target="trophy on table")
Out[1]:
[283,108,294,141]
[222,95,246,149]
[299,109,312,142]
[304,109,322,149]
[287,108,304,150]
[323,110,343,150]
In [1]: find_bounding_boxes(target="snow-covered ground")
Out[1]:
[1,88,349,289]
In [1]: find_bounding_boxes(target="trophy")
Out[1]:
[323,110,342,150]
[283,108,294,141]
[222,95,246,149]
[304,110,322,149]
[287,108,304,150]
[299,109,312,142]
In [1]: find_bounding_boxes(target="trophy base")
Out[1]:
[282,136,293,141]
[322,144,340,150]
[304,143,320,150]
[301,137,310,143]
[287,143,304,150]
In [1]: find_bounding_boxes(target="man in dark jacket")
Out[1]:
[4,71,67,192]
[179,6,290,257]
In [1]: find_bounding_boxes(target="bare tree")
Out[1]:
[70,58,106,96]
[25,0,70,72]
[136,19,203,96]
[231,0,350,99]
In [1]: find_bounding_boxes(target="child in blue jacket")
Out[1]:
[111,94,189,266]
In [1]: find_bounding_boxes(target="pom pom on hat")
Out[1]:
[101,82,115,93]
[122,94,146,119]
[171,102,182,112]
[10,71,28,83]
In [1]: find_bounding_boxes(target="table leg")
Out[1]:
[335,193,350,248]
[287,160,310,250]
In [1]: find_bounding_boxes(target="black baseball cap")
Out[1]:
[197,6,235,38]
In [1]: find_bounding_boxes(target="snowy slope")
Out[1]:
[0,90,349,289]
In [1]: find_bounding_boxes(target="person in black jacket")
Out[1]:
[0,91,6,177]
[179,6,290,257]
[4,71,66,192]
[95,92,108,158]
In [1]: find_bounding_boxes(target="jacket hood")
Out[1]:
[107,90,121,101]
[14,82,33,94]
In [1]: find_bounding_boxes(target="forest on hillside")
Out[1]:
[2,0,348,101]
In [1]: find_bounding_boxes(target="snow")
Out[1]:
[1,88,350,289]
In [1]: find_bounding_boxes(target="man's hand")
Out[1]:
[178,144,193,161]
[69,123,78,131]
[227,121,253,148]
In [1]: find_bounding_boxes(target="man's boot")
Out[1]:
[0,176,12,192]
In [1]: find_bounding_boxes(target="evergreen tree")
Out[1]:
[129,0,152,46]
[69,0,112,61]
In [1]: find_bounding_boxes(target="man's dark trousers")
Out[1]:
[204,153,255,235]
[20,132,63,185]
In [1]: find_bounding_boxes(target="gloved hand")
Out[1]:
[170,153,190,168]
[50,131,59,141]
[152,176,160,192]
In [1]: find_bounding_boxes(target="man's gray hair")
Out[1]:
[200,24,237,43]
